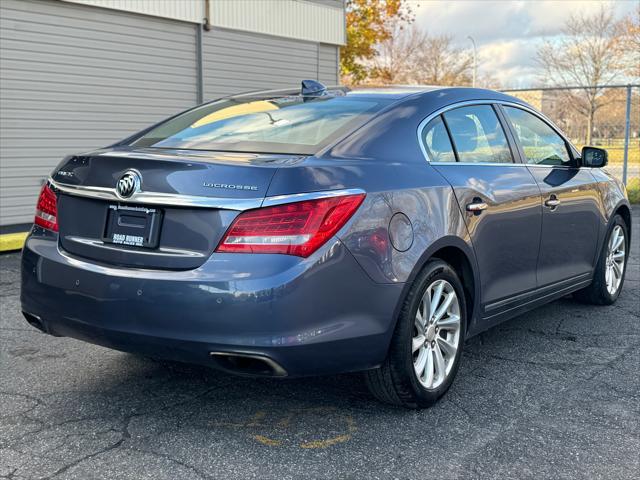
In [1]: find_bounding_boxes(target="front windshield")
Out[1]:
[131,94,390,155]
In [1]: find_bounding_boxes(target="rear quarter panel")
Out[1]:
[266,159,478,333]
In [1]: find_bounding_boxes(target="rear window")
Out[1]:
[131,94,390,155]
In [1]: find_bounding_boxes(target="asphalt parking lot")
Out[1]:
[1,209,638,480]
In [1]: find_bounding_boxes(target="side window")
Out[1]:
[503,106,571,166]
[443,105,513,164]
[421,116,456,163]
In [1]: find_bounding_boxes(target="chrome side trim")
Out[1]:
[433,162,527,168]
[416,99,579,166]
[261,188,366,207]
[49,178,263,211]
[50,178,365,211]
[433,162,583,169]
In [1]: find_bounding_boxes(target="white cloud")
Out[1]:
[478,38,541,88]
[411,0,636,88]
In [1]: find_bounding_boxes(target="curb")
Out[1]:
[0,232,28,252]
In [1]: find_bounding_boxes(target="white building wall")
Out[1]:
[61,0,204,24]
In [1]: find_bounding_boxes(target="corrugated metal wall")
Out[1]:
[209,0,345,45]
[58,1,346,46]
[319,44,340,85]
[0,0,198,226]
[202,28,339,100]
[0,0,341,226]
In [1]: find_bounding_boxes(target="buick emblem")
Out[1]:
[116,170,141,199]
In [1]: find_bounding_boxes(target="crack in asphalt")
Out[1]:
[1,210,638,479]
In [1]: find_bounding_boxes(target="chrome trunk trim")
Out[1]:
[50,178,365,211]
[49,178,263,211]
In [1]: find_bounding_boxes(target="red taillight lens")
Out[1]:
[34,184,58,232]
[216,193,365,257]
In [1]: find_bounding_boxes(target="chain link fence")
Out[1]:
[502,85,639,203]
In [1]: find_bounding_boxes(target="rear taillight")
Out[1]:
[34,183,58,232]
[216,193,365,257]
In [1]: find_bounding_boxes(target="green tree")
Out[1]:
[341,0,412,84]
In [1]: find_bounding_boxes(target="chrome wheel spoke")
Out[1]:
[612,230,624,250]
[612,262,621,278]
[436,314,460,330]
[610,228,620,250]
[422,291,430,322]
[437,336,457,358]
[429,283,444,321]
[433,292,454,322]
[433,343,446,382]
[423,349,435,387]
[412,335,426,353]
[612,251,625,260]
[414,348,428,377]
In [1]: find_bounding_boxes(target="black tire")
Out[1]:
[574,214,629,305]
[365,259,467,409]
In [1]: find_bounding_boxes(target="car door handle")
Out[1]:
[544,197,561,209]
[466,201,488,212]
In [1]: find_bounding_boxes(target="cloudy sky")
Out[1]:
[412,0,636,88]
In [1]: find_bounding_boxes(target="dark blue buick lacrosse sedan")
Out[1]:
[21,81,631,408]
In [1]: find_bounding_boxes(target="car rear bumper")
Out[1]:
[20,232,404,377]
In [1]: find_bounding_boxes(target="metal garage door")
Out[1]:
[0,0,198,226]
[202,27,339,100]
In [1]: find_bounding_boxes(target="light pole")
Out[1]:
[467,35,477,88]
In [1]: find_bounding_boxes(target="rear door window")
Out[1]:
[503,106,572,166]
[443,105,513,164]
[421,116,456,163]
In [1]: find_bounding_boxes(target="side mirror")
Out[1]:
[581,146,608,168]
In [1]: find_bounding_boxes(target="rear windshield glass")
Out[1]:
[130,94,390,155]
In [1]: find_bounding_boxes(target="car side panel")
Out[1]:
[432,164,542,307]
[527,166,602,286]
[590,167,632,254]
[591,168,630,223]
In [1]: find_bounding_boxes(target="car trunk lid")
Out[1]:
[52,147,303,270]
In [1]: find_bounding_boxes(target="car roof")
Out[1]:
[226,85,524,104]
[224,85,433,101]
[346,85,444,99]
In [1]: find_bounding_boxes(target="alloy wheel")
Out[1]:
[605,225,626,295]
[412,279,461,390]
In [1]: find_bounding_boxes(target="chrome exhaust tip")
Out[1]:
[209,351,287,377]
[22,311,46,333]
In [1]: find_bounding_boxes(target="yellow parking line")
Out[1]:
[0,232,28,252]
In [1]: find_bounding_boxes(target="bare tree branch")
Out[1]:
[536,5,629,143]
